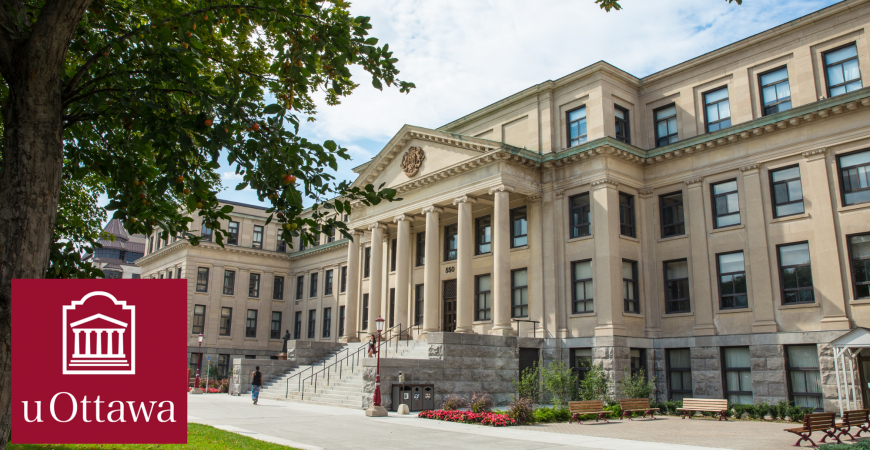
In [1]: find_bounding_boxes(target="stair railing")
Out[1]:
[301,341,368,400]
[284,346,350,398]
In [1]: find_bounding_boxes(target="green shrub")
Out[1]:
[513,361,541,404]
[470,391,494,413]
[533,406,571,423]
[616,368,656,400]
[771,400,789,421]
[508,396,536,425]
[541,361,579,409]
[604,404,622,418]
[578,362,611,403]
[751,402,770,420]
[820,439,870,449]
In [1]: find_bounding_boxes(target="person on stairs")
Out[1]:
[252,366,262,405]
[367,335,377,358]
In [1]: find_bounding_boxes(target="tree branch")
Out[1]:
[0,0,28,77]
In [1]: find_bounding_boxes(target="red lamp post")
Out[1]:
[194,333,203,389]
[373,316,385,407]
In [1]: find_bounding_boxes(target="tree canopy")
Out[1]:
[595,0,742,12]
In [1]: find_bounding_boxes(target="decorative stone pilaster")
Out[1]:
[740,164,778,333]
[421,206,444,338]
[489,185,516,336]
[685,177,716,335]
[453,195,478,334]
[367,223,385,333]
[591,177,625,336]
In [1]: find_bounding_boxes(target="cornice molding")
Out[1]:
[739,164,760,172]
[289,239,349,261]
[802,148,827,160]
[590,177,619,188]
[685,178,704,186]
[637,188,655,197]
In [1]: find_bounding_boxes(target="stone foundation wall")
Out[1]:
[691,347,723,399]
[286,340,345,365]
[750,345,787,405]
[229,359,297,395]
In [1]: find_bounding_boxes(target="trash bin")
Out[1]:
[390,384,434,411]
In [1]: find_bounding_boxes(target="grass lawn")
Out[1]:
[9,423,301,450]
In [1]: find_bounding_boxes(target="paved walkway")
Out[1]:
[189,395,736,450]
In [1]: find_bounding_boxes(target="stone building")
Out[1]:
[139,0,870,411]
[85,219,145,279]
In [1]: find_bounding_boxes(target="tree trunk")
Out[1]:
[0,2,92,447]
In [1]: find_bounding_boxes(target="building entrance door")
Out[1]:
[442,280,457,332]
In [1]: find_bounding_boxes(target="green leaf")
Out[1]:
[235,182,249,191]
[263,104,283,115]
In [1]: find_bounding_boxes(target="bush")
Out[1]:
[470,391,494,413]
[541,361,578,409]
[751,402,770,420]
[513,361,540,404]
[616,368,655,400]
[771,400,789,421]
[787,405,815,423]
[442,394,467,411]
[507,396,536,425]
[578,362,611,403]
[533,406,571,423]
[820,439,870,450]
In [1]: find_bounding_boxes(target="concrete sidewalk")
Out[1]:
[188,395,735,450]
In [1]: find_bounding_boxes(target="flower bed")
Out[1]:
[418,409,516,427]
[189,387,222,393]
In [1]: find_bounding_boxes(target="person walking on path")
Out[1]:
[252,366,263,405]
[367,335,377,358]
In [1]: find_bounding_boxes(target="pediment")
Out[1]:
[352,125,502,191]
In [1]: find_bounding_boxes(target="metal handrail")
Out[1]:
[284,345,350,398]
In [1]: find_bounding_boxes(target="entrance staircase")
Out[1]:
[258,331,429,409]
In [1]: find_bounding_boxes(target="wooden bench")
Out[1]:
[676,398,729,421]
[836,409,870,442]
[619,398,659,420]
[784,412,838,447]
[568,400,610,424]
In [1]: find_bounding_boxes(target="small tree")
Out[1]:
[541,361,578,409]
[616,368,656,400]
[578,362,611,402]
[512,361,540,404]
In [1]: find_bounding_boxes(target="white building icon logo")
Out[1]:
[62,291,135,375]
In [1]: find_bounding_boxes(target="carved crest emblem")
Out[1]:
[400,146,425,177]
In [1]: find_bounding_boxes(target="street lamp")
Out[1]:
[194,334,203,392]
[366,316,388,417]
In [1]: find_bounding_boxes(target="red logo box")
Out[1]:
[12,280,187,444]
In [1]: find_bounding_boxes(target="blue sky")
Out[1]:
[104,0,843,217]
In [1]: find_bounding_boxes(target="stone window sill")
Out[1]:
[195,291,209,296]
[770,212,810,224]
[569,313,596,318]
[623,312,643,318]
[838,202,870,214]
[850,298,870,305]
[248,297,260,301]
[244,337,258,342]
[657,234,688,243]
[709,223,745,234]
[271,298,285,302]
[511,245,530,252]
[218,336,232,340]
[779,302,819,310]
[662,312,694,318]
[473,320,493,325]
[620,235,640,243]
[222,294,236,299]
[567,234,594,244]
[717,307,752,314]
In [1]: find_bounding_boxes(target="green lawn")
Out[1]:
[9,424,301,450]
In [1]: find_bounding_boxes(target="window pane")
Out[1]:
[762,85,777,104]
[851,234,870,257]
[771,166,800,183]
[826,45,857,65]
[574,261,592,279]
[844,59,861,82]
[717,213,740,228]
[776,202,804,217]
[513,269,528,287]
[705,88,728,103]
[667,260,688,279]
[669,349,690,367]
[622,261,633,279]
[568,107,586,122]
[714,181,737,195]
[846,80,863,92]
[706,104,719,122]
[828,65,845,86]
[788,345,820,368]
[656,106,676,119]
[761,68,788,86]
[478,275,491,291]
[718,101,731,119]
[657,121,668,138]
[776,82,791,100]
[780,243,810,266]
[840,151,870,168]
[724,347,750,367]
[719,252,745,273]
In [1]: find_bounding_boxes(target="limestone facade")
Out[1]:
[139,0,870,411]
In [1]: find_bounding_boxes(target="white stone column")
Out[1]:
[454,195,477,333]
[73,329,81,356]
[394,215,412,334]
[96,330,103,355]
[84,330,92,356]
[421,206,443,337]
[490,185,515,336]
[686,178,716,336]
[368,223,385,333]
[741,164,779,333]
[341,231,363,342]
[118,329,125,356]
[107,329,114,355]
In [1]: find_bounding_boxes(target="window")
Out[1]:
[825,44,862,97]
[759,67,791,115]
[307,310,316,339]
[665,259,690,313]
[223,270,235,295]
[475,216,491,255]
[475,274,492,321]
[619,193,635,237]
[271,312,282,339]
[630,349,646,378]
[293,311,302,339]
[723,347,753,404]
[786,345,822,410]
[364,247,371,278]
[444,224,458,261]
[718,252,748,309]
[389,288,395,327]
[189,353,201,376]
[339,306,345,338]
[192,305,206,334]
[415,284,424,326]
[770,166,804,217]
[277,239,286,252]
[312,226,321,247]
[569,193,591,238]
[310,272,318,298]
[340,266,347,293]
[704,87,731,132]
[660,192,685,237]
[614,105,630,144]
[273,276,284,300]
[220,307,232,336]
[667,348,692,401]
[362,294,369,330]
[252,225,263,249]
[325,270,334,296]
[176,267,182,279]
[105,270,123,279]
[778,242,814,304]
[654,105,679,147]
[712,180,740,228]
[567,107,587,147]
[510,207,528,248]
[326,226,335,243]
[390,238,397,272]
[227,221,239,245]
[166,270,172,279]
[249,273,260,298]
[511,269,529,318]
[839,149,870,206]
[201,223,212,242]
[156,236,161,250]
[218,354,230,378]
[849,233,870,299]
[416,232,426,266]
[323,308,332,338]
[246,309,258,337]
[570,348,592,381]
[295,276,305,299]
[148,237,154,254]
[571,260,593,313]
[132,274,141,279]
[158,273,163,280]
[623,260,639,313]
[299,231,306,252]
